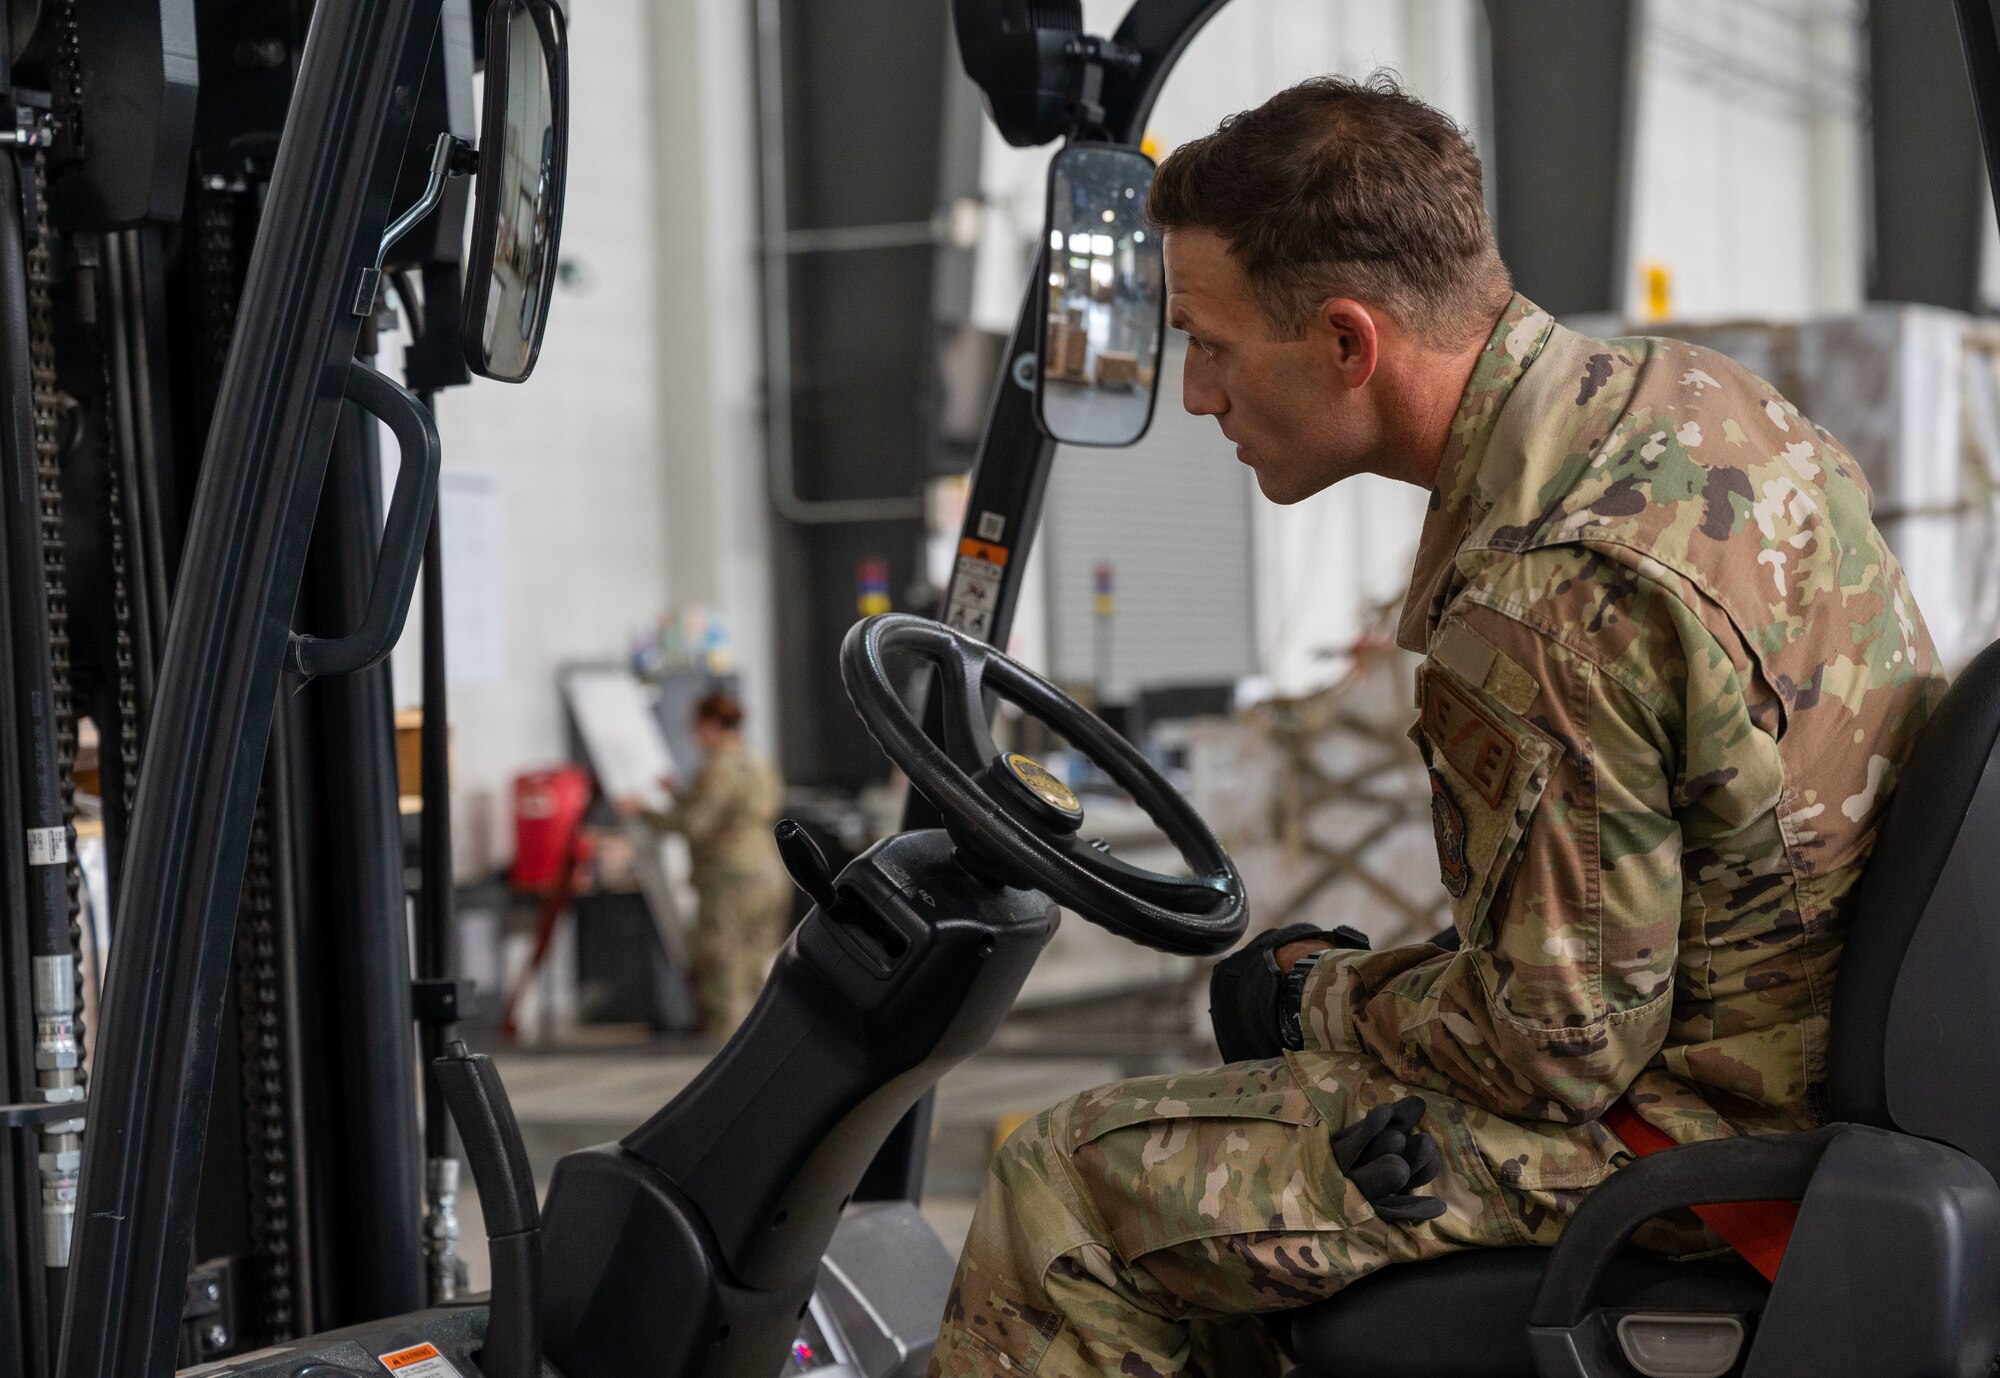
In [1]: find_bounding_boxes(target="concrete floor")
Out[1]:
[451,1045,1154,1291]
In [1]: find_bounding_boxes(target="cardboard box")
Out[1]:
[1095,349,1138,389]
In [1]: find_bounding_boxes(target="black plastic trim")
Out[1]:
[1529,1127,1840,1331]
[288,360,441,678]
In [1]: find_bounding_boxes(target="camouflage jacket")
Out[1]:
[1300,295,1944,1145]
[644,740,785,884]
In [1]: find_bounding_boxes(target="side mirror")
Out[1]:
[460,0,570,383]
[1036,142,1164,448]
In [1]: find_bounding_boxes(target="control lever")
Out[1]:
[774,818,838,910]
[433,1041,541,1378]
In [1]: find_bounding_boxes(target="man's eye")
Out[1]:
[1191,337,1216,361]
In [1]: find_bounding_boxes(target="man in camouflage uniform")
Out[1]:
[631,693,791,1036]
[931,75,1942,1378]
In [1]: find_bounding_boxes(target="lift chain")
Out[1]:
[197,184,240,408]
[92,242,142,841]
[107,447,138,832]
[204,177,297,1343]
[232,789,295,1342]
[49,0,83,165]
[26,153,84,1065]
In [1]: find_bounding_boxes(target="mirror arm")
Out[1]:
[1062,35,1141,138]
[352,131,476,315]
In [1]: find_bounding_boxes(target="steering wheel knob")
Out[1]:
[978,751,1085,834]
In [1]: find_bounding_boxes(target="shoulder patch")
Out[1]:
[1432,622,1539,716]
[1421,672,1519,808]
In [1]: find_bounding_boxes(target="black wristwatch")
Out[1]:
[1277,951,1326,1051]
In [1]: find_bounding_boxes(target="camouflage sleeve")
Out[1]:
[1299,550,1704,1124]
[655,754,744,847]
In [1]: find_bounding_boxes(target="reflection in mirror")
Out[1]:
[1037,143,1164,447]
[461,0,568,382]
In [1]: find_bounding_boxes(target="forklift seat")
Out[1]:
[1285,639,2000,1378]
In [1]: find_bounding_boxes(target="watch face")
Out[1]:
[1002,752,1083,818]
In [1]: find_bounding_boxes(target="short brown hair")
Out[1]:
[693,691,743,731]
[1148,72,1510,347]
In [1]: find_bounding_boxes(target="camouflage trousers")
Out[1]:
[687,865,789,1037]
[930,1051,1636,1378]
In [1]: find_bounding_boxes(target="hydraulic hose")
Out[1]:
[414,380,466,1302]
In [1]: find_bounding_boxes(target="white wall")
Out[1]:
[396,0,770,877]
[1628,0,1867,321]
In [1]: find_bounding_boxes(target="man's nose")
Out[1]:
[1182,349,1225,417]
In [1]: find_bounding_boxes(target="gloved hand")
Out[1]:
[1207,922,1368,1063]
[1333,1096,1446,1223]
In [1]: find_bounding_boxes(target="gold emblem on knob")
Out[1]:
[1002,752,1082,816]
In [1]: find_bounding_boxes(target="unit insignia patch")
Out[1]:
[1430,768,1471,898]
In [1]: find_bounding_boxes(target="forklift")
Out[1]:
[3,1,2000,1377]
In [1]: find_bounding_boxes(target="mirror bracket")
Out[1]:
[351,131,475,315]
[1060,35,1140,137]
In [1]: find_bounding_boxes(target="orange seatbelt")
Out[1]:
[1604,1102,1798,1283]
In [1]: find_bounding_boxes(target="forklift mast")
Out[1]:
[0,0,479,1373]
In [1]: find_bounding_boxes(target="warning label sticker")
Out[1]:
[377,1342,464,1378]
[26,827,65,867]
[943,541,1007,641]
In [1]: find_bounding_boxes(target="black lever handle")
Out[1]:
[775,818,838,911]
[288,359,441,678]
[433,1040,541,1378]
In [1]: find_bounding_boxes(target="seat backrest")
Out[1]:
[1828,638,2000,1182]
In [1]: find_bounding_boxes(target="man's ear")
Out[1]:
[1317,298,1381,390]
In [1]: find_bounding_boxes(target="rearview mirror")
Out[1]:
[460,0,570,382]
[1036,142,1164,448]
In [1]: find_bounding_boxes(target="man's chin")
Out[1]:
[1250,463,1331,506]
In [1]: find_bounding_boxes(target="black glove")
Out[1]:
[1207,923,1368,1063]
[1333,1096,1446,1223]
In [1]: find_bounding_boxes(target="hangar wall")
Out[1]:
[977,0,1891,700]
[401,0,775,876]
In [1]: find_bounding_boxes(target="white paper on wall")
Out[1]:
[561,666,676,811]
[440,470,508,690]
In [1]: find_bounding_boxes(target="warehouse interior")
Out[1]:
[0,0,1997,1376]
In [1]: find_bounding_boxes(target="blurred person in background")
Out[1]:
[619,691,790,1037]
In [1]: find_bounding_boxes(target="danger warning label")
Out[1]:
[377,1342,463,1378]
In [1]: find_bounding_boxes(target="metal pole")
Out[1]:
[297,393,425,1321]
[415,404,465,1303]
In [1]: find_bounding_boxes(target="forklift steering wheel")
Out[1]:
[841,613,1248,956]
